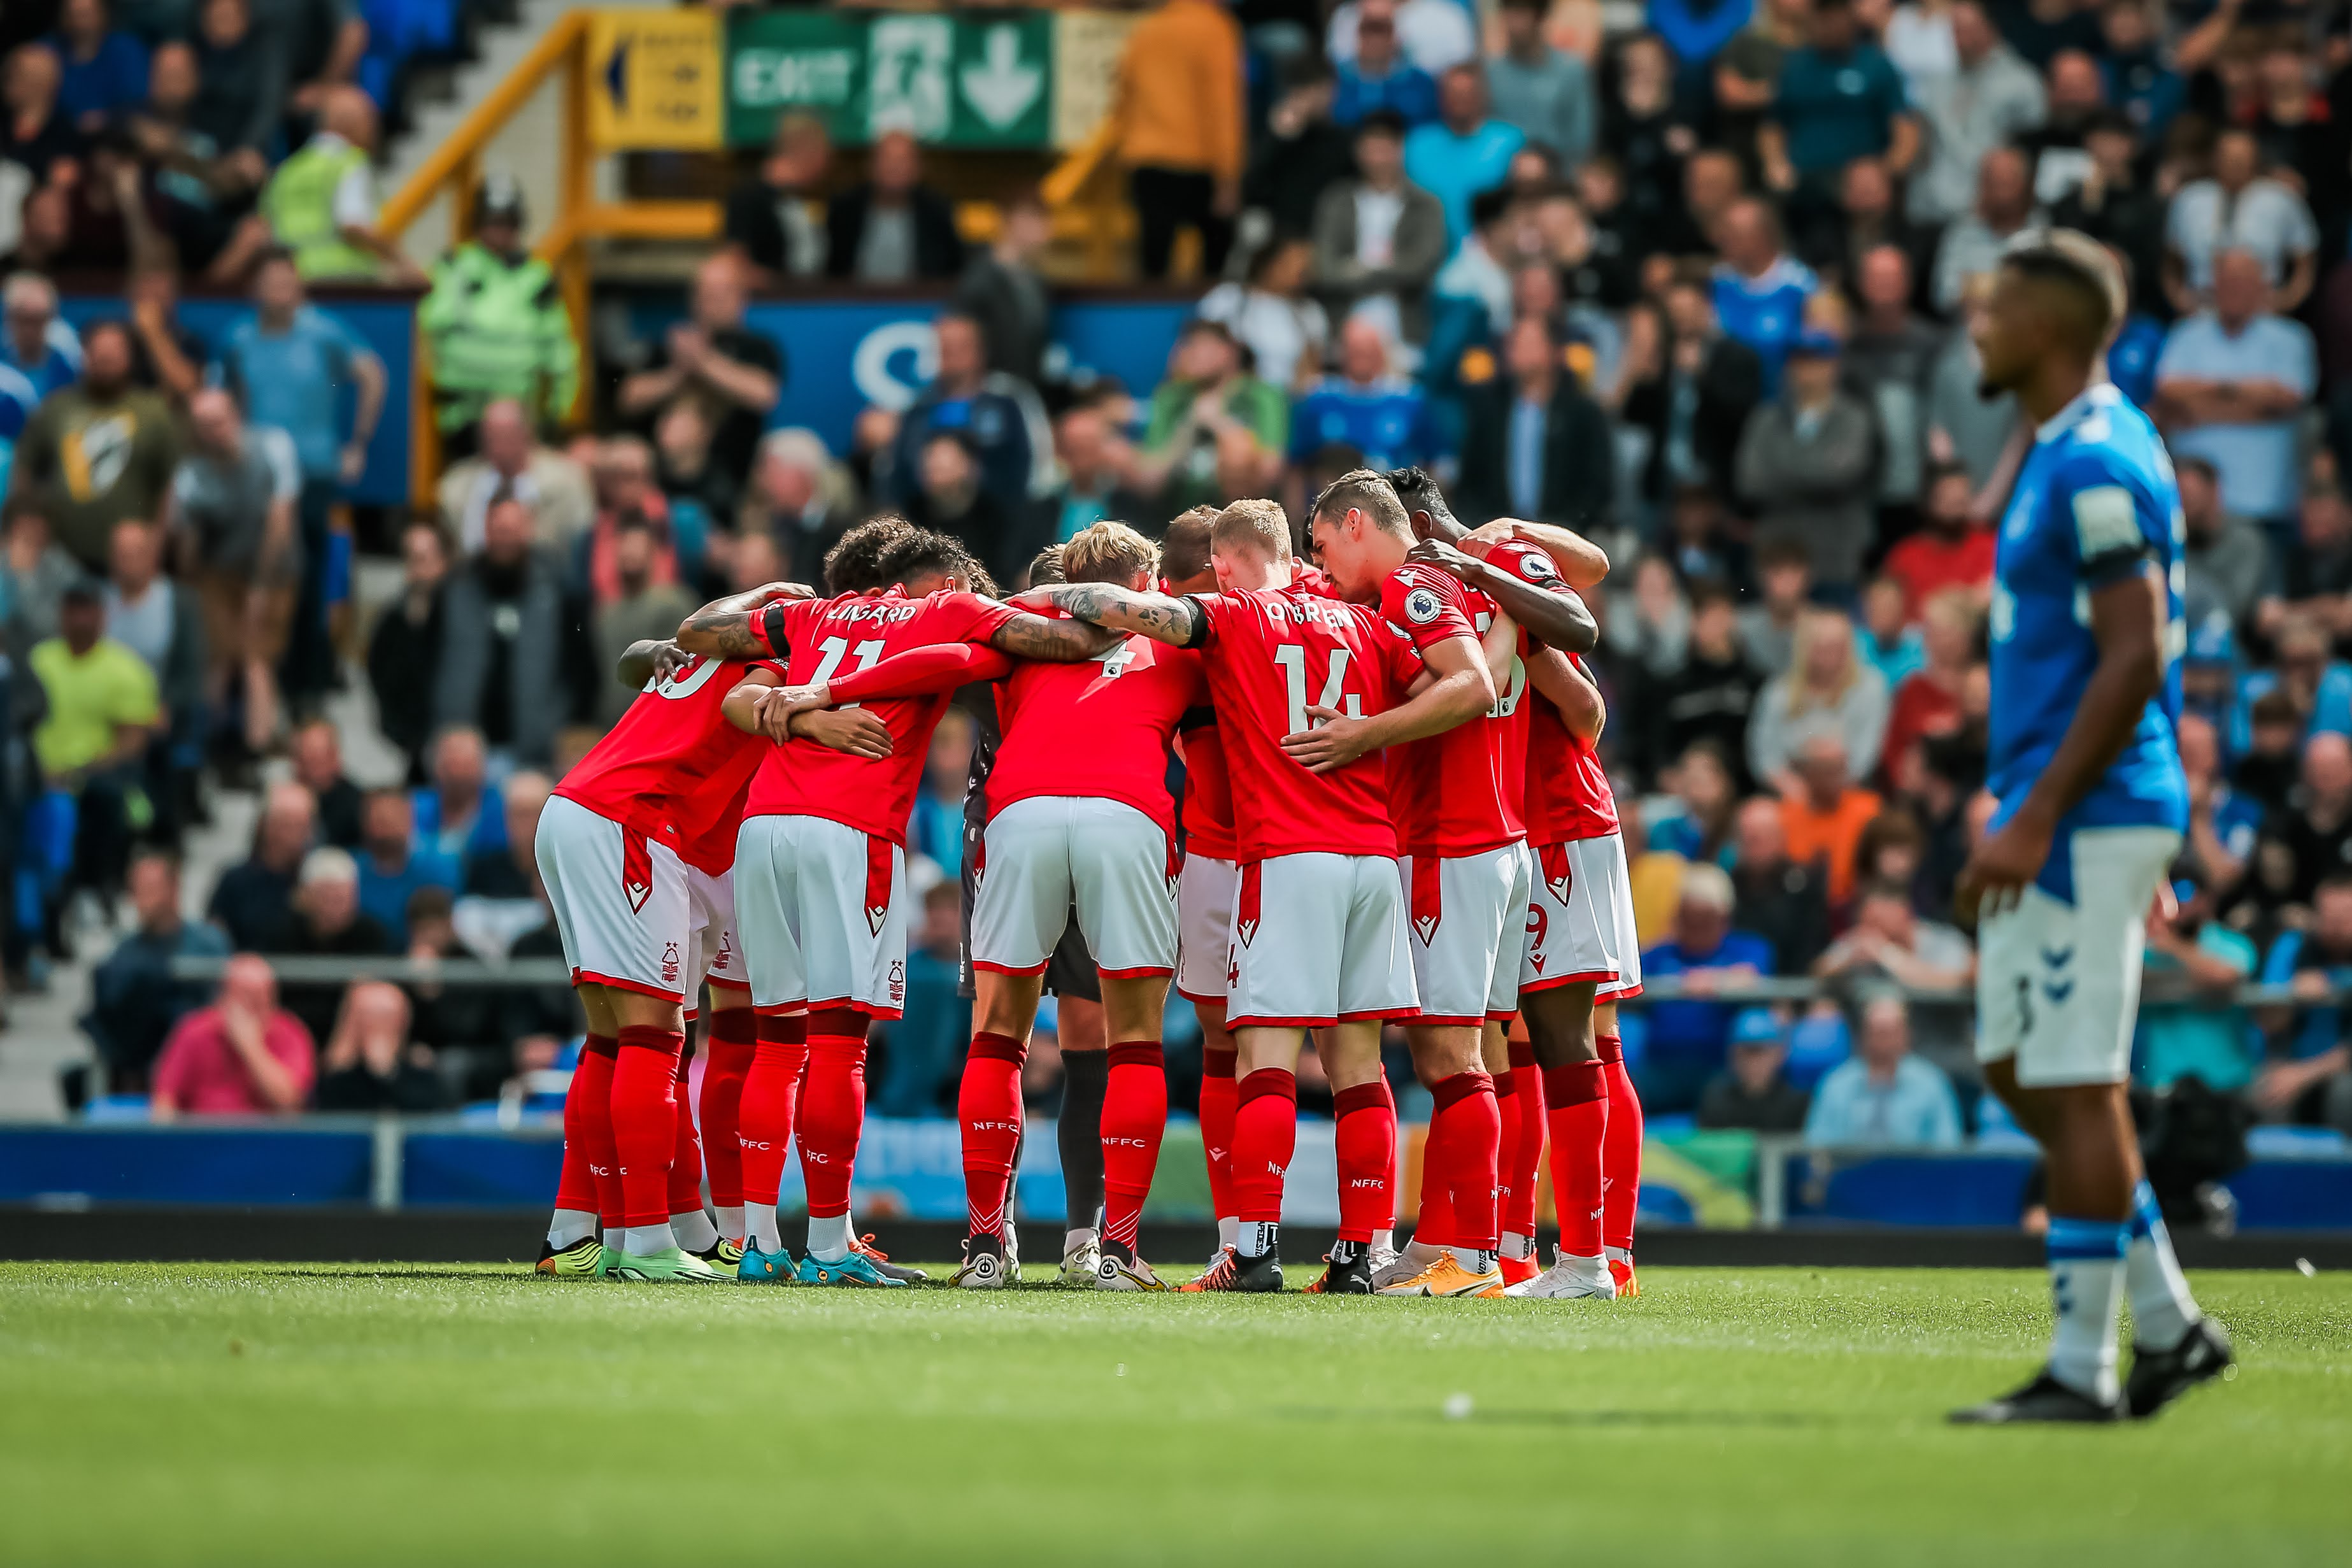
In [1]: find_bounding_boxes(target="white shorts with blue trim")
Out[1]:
[1974,825,2181,1088]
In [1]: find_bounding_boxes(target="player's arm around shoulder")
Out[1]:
[1526,645,1603,740]
[614,638,691,690]
[675,580,819,658]
[1007,583,1206,650]
[722,666,892,758]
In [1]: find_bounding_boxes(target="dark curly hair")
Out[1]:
[823,517,916,595]
[873,525,999,600]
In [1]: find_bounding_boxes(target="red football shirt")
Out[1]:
[1881,527,1996,619]
[989,632,1205,841]
[1377,563,1524,858]
[743,588,1016,844]
[1178,715,1234,859]
[1480,540,1620,845]
[553,652,780,876]
[1189,586,1422,862]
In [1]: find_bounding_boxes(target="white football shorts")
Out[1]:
[1399,843,1532,1025]
[535,793,694,1000]
[1176,853,1238,1005]
[1225,852,1418,1029]
[972,795,1177,979]
[1522,832,1644,1001]
[732,813,910,1020]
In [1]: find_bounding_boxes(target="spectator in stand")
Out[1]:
[1201,237,1330,392]
[1713,0,1808,171]
[241,84,409,283]
[1135,318,1287,517]
[2051,111,2165,315]
[1332,1,1439,129]
[1638,862,1777,1112]
[578,437,681,602]
[2174,455,2269,631]
[2253,873,2352,1130]
[954,191,1053,388]
[207,779,312,951]
[1037,403,1143,550]
[1883,463,1997,620]
[1328,0,1477,75]
[413,725,504,864]
[587,517,692,732]
[1927,272,2018,498]
[457,769,548,904]
[1882,0,1957,94]
[3,500,78,648]
[1488,0,1594,167]
[189,0,285,160]
[1735,330,1879,591]
[1857,575,1925,694]
[2178,710,2258,899]
[722,111,832,287]
[1660,480,1751,588]
[2165,127,2317,315]
[1842,246,1938,516]
[1739,536,1813,676]
[616,253,781,501]
[1247,54,1355,239]
[1649,740,1738,863]
[216,249,385,716]
[1932,143,2041,315]
[82,849,229,1092]
[1802,992,1962,1146]
[257,0,368,125]
[1906,3,2044,227]
[123,41,250,274]
[2016,48,2106,205]
[2256,731,2352,917]
[1697,1006,1814,1130]
[880,312,1051,519]
[0,274,80,402]
[276,845,393,1047]
[2095,0,2179,139]
[165,386,296,762]
[32,578,156,908]
[1750,608,1891,791]
[1403,61,1525,250]
[103,518,201,841]
[904,431,1020,590]
[1882,589,1981,781]
[2155,247,2316,543]
[1604,31,1705,262]
[50,0,146,134]
[1651,0,1756,80]
[434,399,594,557]
[1778,729,1884,905]
[418,177,576,448]
[1452,313,1614,534]
[1654,587,1763,778]
[10,318,175,573]
[2137,879,2259,1095]
[1624,264,1764,507]
[2251,43,2340,246]
[1730,794,1834,973]
[365,518,446,785]
[149,952,312,1119]
[1290,316,1441,499]
[1813,878,1974,993]
[739,427,860,581]
[1607,554,1692,681]
[124,262,204,406]
[2,42,80,187]
[1109,0,1242,280]
[1308,110,1448,345]
[287,715,359,848]
[353,786,455,943]
[313,980,447,1113]
[432,496,567,769]
[2272,484,2352,638]
[1711,196,1816,394]
[1758,0,1916,211]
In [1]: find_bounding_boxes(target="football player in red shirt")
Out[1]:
[677,522,1113,1285]
[1025,492,1497,1292]
[1410,497,1650,1300]
[532,585,890,1283]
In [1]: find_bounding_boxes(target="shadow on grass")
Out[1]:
[1274,1406,1833,1430]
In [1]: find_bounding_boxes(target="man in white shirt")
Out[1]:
[2155,246,2317,531]
[2165,127,2318,313]
[1327,0,1477,75]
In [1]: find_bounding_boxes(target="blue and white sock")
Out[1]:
[2046,1216,2128,1403]
[2125,1180,2199,1351]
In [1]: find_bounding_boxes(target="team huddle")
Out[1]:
[526,464,1644,1299]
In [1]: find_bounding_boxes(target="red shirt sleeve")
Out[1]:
[1379,566,1478,655]
[1485,540,1566,588]
[755,596,820,660]
[827,641,1014,702]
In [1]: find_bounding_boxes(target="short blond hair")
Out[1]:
[1211,498,1292,562]
[1060,520,1158,585]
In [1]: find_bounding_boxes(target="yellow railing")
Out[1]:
[380,10,721,502]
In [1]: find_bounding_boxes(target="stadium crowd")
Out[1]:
[3,0,2352,1155]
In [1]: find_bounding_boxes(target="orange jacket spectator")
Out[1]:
[1781,729,1884,905]
[1111,0,1245,183]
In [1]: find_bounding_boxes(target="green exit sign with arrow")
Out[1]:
[727,9,1058,150]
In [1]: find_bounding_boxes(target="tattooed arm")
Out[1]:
[674,580,816,658]
[986,608,1124,661]
[1008,583,1208,649]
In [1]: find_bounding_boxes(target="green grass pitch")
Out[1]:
[4,1262,2347,1564]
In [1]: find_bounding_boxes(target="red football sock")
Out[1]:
[699,1010,755,1211]
[798,1011,869,1221]
[1414,1118,1458,1250]
[667,1045,704,1216]
[1504,1042,1545,1240]
[609,1025,684,1229]
[1199,1046,1238,1220]
[1229,1068,1297,1223]
[737,1015,807,1209]
[1494,1067,1522,1234]
[1544,1058,1608,1258]
[1332,1079,1397,1244]
[1429,1071,1501,1253]
[557,1034,618,1222]
[959,1031,1026,1238]
[1598,1034,1643,1253]
[1100,1041,1167,1250]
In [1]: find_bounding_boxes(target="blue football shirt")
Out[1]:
[1288,376,1441,471]
[1987,383,2188,897]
